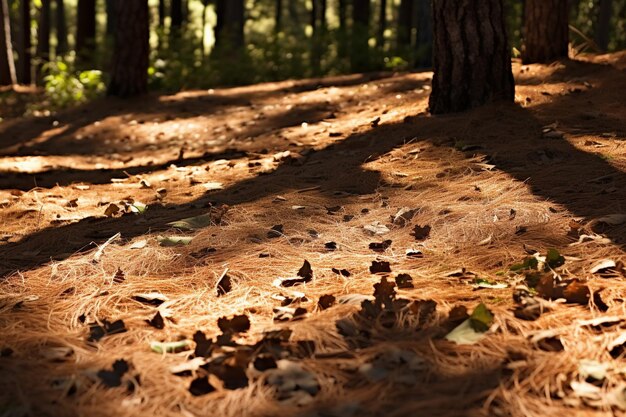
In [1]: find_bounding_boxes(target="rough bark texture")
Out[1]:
[429,0,514,114]
[594,0,611,51]
[213,0,244,54]
[351,0,370,72]
[55,0,68,55]
[76,0,96,64]
[107,0,149,97]
[0,0,15,85]
[17,0,31,84]
[522,0,568,63]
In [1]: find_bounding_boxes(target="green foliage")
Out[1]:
[42,60,105,108]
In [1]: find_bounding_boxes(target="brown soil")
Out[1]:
[1,53,626,417]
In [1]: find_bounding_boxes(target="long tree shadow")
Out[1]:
[0,58,625,278]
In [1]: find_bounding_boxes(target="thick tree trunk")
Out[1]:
[429,0,514,114]
[76,0,96,65]
[377,0,387,48]
[351,0,370,72]
[594,0,612,51]
[36,0,51,81]
[108,0,149,97]
[414,0,432,67]
[522,0,568,63]
[55,0,68,55]
[17,0,31,84]
[213,0,244,54]
[0,0,16,85]
[397,0,413,49]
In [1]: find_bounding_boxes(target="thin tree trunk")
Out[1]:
[36,0,51,82]
[522,0,568,63]
[213,0,244,56]
[351,0,370,72]
[338,0,347,57]
[429,0,514,114]
[594,0,612,51]
[170,0,183,40]
[275,0,282,33]
[0,0,16,85]
[76,0,96,65]
[201,0,208,57]
[414,0,432,67]
[108,0,149,97]
[17,0,31,84]
[158,0,165,27]
[377,0,387,48]
[55,0,68,55]
[397,0,413,49]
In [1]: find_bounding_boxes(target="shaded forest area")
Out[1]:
[1,1,626,417]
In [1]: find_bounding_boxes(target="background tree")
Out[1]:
[55,0,68,55]
[0,0,16,85]
[595,0,612,51]
[36,0,51,80]
[376,0,387,49]
[213,0,245,55]
[76,0,96,65]
[275,0,282,33]
[522,0,568,63]
[170,0,183,40]
[397,0,413,51]
[351,0,370,72]
[17,0,31,84]
[107,0,149,97]
[415,0,432,67]
[429,0,514,114]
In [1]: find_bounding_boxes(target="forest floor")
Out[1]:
[1,52,626,417]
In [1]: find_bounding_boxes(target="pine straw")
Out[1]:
[2,54,626,417]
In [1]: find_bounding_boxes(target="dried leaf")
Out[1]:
[104,204,120,217]
[411,224,431,241]
[217,315,250,334]
[268,224,284,238]
[157,235,193,247]
[88,319,127,342]
[167,213,214,230]
[216,269,232,297]
[189,377,216,396]
[364,222,390,235]
[395,273,414,289]
[97,359,129,388]
[369,240,392,252]
[146,311,165,329]
[370,260,391,274]
[318,295,336,310]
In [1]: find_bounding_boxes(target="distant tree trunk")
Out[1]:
[414,0,432,67]
[522,0,568,63]
[0,0,16,85]
[17,0,31,84]
[36,0,51,81]
[351,0,370,72]
[337,0,348,57]
[55,0,68,55]
[201,0,209,57]
[594,0,612,51]
[158,0,165,27]
[108,0,149,97]
[397,0,413,49]
[311,0,327,75]
[213,0,244,55]
[429,0,515,114]
[170,0,183,40]
[76,0,96,65]
[275,0,282,32]
[377,0,387,48]
[105,0,115,36]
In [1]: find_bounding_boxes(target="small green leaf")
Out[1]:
[167,213,214,231]
[510,257,538,272]
[472,278,508,289]
[545,248,565,269]
[157,236,193,247]
[150,340,190,354]
[130,202,147,214]
[469,303,494,332]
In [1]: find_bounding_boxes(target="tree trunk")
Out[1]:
[275,0,282,33]
[310,0,326,75]
[17,0,31,84]
[105,0,115,36]
[429,0,515,114]
[522,0,568,63]
[414,0,432,67]
[213,0,244,54]
[397,0,413,49]
[594,0,611,51]
[76,0,96,65]
[158,0,165,27]
[0,0,16,85]
[55,0,68,55]
[351,0,370,72]
[337,0,347,57]
[36,0,51,81]
[377,0,387,48]
[170,0,183,40]
[108,0,149,97]
[201,0,208,57]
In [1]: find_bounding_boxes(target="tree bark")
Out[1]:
[213,0,244,54]
[0,0,16,85]
[105,0,115,36]
[55,0,68,55]
[397,0,413,49]
[351,0,370,72]
[36,0,51,81]
[275,0,282,33]
[522,0,568,63]
[170,0,183,39]
[337,0,347,57]
[108,0,149,97]
[594,0,611,51]
[377,0,387,48]
[158,0,165,27]
[76,0,96,65]
[17,0,31,84]
[429,0,515,114]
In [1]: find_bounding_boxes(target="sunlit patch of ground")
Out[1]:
[0,53,626,417]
